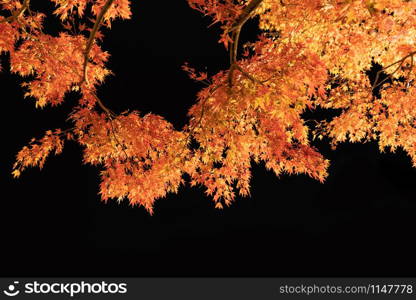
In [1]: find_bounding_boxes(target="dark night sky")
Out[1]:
[1,1,416,276]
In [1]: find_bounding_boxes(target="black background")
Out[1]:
[1,1,416,276]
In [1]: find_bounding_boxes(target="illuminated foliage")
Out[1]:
[4,0,416,213]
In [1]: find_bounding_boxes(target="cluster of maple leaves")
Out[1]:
[3,0,416,213]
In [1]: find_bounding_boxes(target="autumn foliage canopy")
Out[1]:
[3,0,416,213]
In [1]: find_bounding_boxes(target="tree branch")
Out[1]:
[80,0,115,86]
[227,0,263,33]
[234,63,264,85]
[227,0,263,87]
[372,51,416,91]
[91,92,117,119]
[78,0,116,118]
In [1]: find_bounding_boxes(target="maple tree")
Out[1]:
[4,0,416,214]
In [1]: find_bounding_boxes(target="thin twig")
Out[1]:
[372,59,405,91]
[227,0,263,33]
[91,92,116,119]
